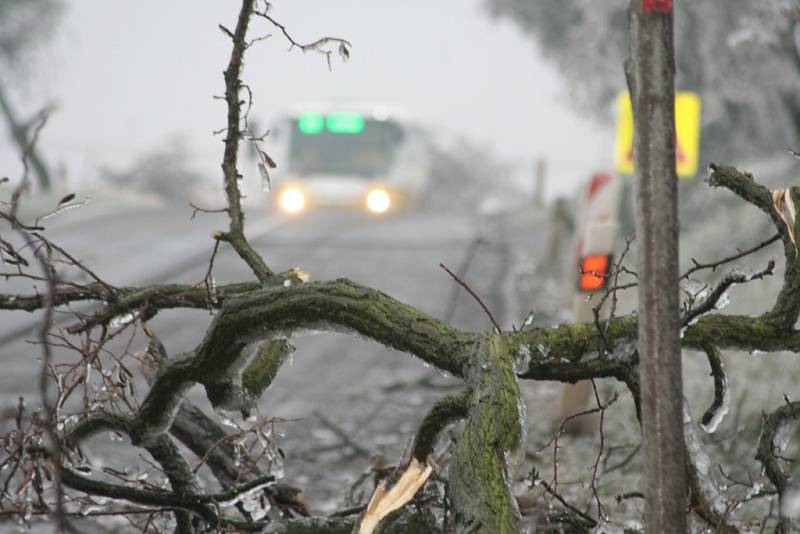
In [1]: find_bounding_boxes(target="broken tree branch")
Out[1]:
[220,0,274,283]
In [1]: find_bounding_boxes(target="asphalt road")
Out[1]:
[0,201,518,513]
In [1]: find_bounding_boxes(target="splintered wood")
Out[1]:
[358,457,433,534]
[771,188,797,249]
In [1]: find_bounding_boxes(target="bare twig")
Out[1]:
[681,233,781,280]
[442,237,484,323]
[588,380,609,520]
[203,238,222,310]
[219,0,274,282]
[1,114,77,533]
[439,262,501,332]
[313,411,372,459]
[526,468,597,528]
[189,202,228,220]
[253,2,351,71]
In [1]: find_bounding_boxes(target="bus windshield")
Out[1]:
[288,113,405,177]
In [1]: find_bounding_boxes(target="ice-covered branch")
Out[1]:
[756,400,800,533]
[697,338,729,433]
[219,0,274,283]
[0,281,264,316]
[681,260,775,327]
[253,2,351,71]
[708,165,800,329]
[60,466,275,529]
[124,279,471,446]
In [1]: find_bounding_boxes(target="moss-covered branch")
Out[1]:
[125,272,800,448]
[242,339,293,401]
[449,335,522,533]
[0,281,265,317]
[512,314,800,382]
[128,278,471,444]
[193,279,472,381]
[412,389,470,461]
[708,165,800,329]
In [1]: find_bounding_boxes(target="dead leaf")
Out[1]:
[258,162,271,192]
[142,322,155,338]
[261,149,277,169]
[771,188,797,249]
[339,42,350,62]
[58,193,76,206]
[358,457,434,534]
[289,267,310,283]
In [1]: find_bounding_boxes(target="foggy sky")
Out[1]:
[1,1,610,199]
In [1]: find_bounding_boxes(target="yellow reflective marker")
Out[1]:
[614,93,635,176]
[614,91,702,178]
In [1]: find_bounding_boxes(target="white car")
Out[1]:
[555,171,635,433]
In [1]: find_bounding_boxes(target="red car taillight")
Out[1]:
[578,254,611,292]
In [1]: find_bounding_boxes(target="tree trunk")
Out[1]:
[628,1,688,532]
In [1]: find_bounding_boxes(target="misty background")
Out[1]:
[0,0,612,202]
[2,2,800,529]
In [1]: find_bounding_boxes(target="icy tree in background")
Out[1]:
[101,141,207,202]
[0,0,63,74]
[486,0,800,163]
[0,0,63,190]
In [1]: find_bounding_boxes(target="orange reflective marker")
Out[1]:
[578,255,610,292]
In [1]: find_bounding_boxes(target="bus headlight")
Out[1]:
[280,188,305,213]
[366,189,391,213]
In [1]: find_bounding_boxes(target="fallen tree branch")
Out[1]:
[525,468,597,528]
[60,466,274,528]
[448,335,522,532]
[698,337,729,433]
[756,400,800,533]
[411,389,470,461]
[684,405,738,534]
[708,165,800,329]
[0,281,262,316]
[681,260,774,327]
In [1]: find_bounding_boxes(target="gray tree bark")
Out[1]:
[628,1,688,532]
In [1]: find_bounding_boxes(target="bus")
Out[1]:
[272,104,432,215]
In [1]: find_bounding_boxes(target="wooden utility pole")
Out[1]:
[628,1,687,531]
